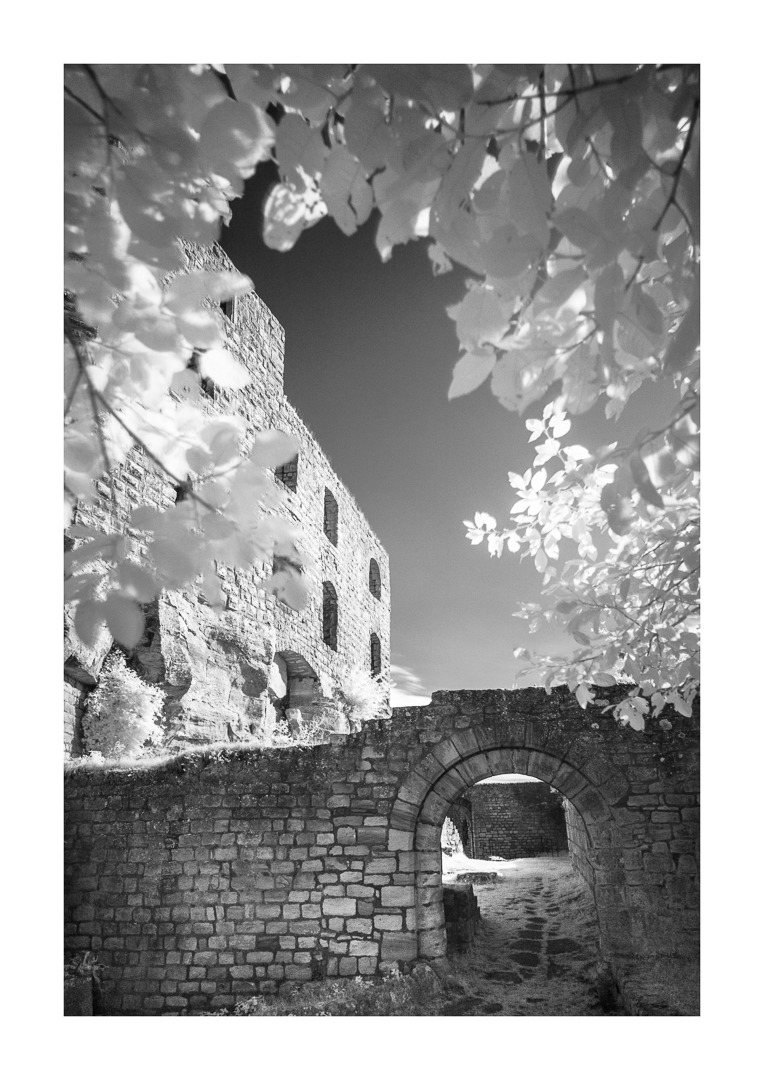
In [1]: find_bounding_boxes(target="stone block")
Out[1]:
[381,886,416,908]
[346,918,372,934]
[349,939,379,956]
[284,965,312,980]
[356,827,387,846]
[322,898,356,917]
[391,801,421,833]
[387,828,414,851]
[366,858,396,875]
[374,915,403,931]
[381,932,418,961]
[415,903,444,931]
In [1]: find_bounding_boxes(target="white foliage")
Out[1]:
[334,668,388,730]
[82,652,165,758]
[64,65,700,707]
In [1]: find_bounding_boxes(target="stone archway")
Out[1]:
[270,649,322,733]
[389,733,627,967]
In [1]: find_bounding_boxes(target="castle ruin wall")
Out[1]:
[65,687,700,1014]
[64,244,390,752]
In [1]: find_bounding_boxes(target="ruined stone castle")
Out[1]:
[63,245,700,1017]
[64,243,391,755]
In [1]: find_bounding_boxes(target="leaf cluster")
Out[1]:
[64,65,700,701]
[466,404,698,726]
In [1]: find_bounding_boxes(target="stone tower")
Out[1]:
[64,243,391,753]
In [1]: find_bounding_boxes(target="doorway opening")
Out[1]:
[437,773,619,1015]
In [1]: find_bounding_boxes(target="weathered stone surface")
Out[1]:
[64,242,391,754]
[65,685,699,1014]
[467,781,568,861]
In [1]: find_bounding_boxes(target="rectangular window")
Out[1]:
[323,488,338,545]
[275,455,299,492]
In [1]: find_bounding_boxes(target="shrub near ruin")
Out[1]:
[82,652,165,758]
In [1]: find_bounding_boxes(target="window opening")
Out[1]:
[220,297,236,322]
[370,632,381,677]
[187,350,214,398]
[275,455,299,492]
[322,582,338,650]
[323,488,338,545]
[369,558,382,599]
[174,480,192,504]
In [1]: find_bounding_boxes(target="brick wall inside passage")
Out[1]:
[64,242,390,755]
[564,799,594,888]
[444,796,474,858]
[470,781,568,860]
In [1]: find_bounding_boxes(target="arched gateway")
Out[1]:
[64,687,699,1014]
[390,734,623,963]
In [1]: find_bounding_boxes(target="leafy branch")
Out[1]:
[653,97,699,237]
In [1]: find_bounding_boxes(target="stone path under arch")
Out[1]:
[441,854,624,1015]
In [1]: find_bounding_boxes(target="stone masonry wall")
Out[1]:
[64,673,89,757]
[65,687,699,1014]
[470,781,568,860]
[444,796,474,857]
[64,242,390,754]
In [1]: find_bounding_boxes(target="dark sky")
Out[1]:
[221,164,675,702]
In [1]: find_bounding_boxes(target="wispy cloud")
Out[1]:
[390,663,431,707]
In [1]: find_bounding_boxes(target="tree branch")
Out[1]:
[64,85,106,125]
[88,384,221,516]
[653,98,699,235]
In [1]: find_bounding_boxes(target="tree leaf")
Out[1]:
[198,347,250,389]
[600,482,635,535]
[593,262,624,336]
[663,271,700,374]
[262,181,327,251]
[507,150,552,246]
[117,563,157,603]
[363,64,474,112]
[343,84,395,173]
[321,146,373,236]
[667,415,700,470]
[575,683,593,709]
[198,99,274,180]
[251,430,299,469]
[633,284,664,338]
[165,270,252,312]
[447,285,507,350]
[448,349,496,399]
[103,592,145,648]
[629,451,664,508]
[534,268,587,312]
[427,241,453,276]
[74,599,107,648]
[554,207,605,251]
[275,113,327,184]
[616,311,657,360]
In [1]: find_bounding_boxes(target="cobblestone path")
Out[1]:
[441,854,625,1016]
